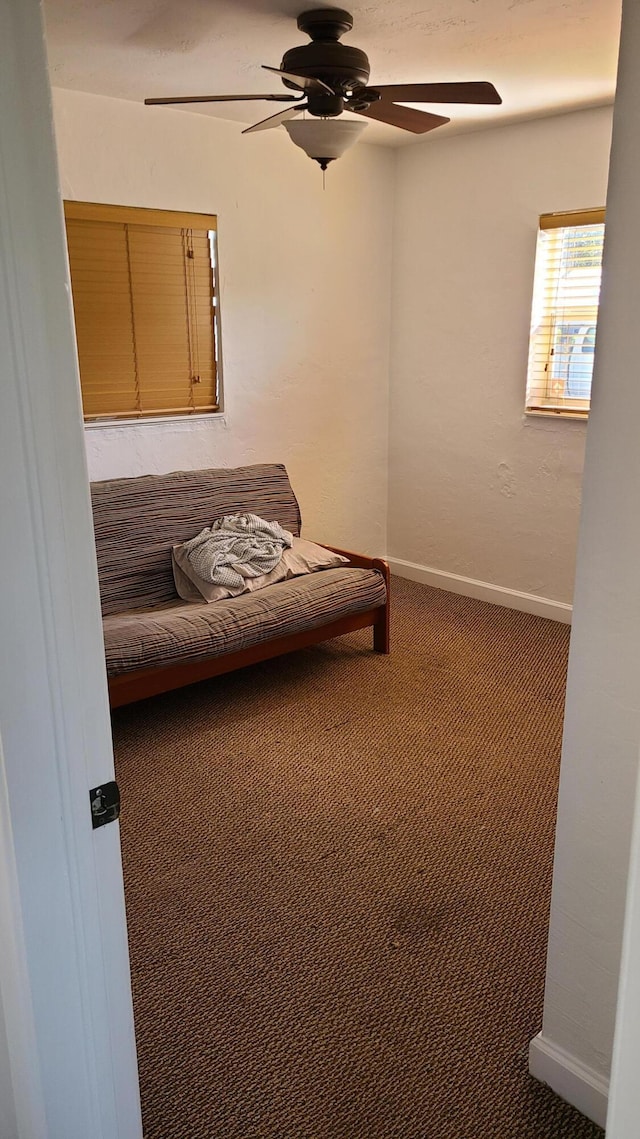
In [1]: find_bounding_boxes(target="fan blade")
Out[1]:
[373,81,502,106]
[261,65,335,95]
[242,105,307,134]
[356,102,449,134]
[144,93,303,105]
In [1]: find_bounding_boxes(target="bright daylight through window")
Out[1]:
[525,208,605,418]
[64,201,221,422]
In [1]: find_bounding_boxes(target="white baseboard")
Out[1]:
[529,1032,609,1128]
[386,557,573,625]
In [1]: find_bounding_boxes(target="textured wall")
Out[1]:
[388,106,613,605]
[52,88,394,556]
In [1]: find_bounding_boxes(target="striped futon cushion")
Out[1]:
[104,566,386,676]
[91,465,302,616]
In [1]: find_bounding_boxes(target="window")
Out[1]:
[64,201,221,421]
[525,208,605,418]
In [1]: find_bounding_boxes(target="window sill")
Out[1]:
[525,407,589,422]
[84,411,226,430]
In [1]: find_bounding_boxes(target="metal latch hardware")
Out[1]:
[89,782,121,829]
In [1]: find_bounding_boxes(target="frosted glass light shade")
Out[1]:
[283,119,368,168]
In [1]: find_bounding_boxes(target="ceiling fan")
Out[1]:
[145,7,502,170]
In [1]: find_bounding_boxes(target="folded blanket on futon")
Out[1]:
[181,513,293,591]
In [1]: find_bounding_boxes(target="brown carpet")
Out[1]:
[113,576,605,1139]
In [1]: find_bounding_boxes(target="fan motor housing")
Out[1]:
[281,7,370,94]
[282,43,370,93]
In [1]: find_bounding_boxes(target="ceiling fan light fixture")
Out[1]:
[283,118,367,169]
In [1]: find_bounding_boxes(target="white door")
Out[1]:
[0,1,142,1136]
[598,2,640,1134]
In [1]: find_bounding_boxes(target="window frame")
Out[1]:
[63,200,223,425]
[525,207,605,421]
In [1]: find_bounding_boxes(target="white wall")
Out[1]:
[531,0,640,1111]
[389,106,613,605]
[52,88,395,556]
[53,93,614,592]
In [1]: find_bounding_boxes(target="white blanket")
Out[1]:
[181,513,293,591]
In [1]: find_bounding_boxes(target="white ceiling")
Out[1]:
[43,0,622,147]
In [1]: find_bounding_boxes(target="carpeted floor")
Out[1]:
[113,576,605,1139]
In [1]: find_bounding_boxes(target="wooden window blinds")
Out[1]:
[525,207,605,418]
[64,202,220,421]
